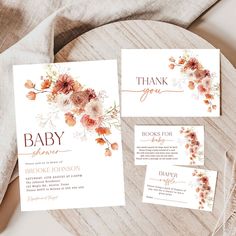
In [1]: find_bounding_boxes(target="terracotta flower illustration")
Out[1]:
[93,127,119,156]
[52,74,75,94]
[65,112,76,126]
[184,58,200,70]
[169,52,219,112]
[96,138,106,145]
[41,79,52,89]
[111,142,118,150]
[26,91,36,100]
[80,114,100,129]
[95,127,111,135]
[180,127,201,165]
[24,80,35,89]
[105,148,112,157]
[70,91,90,109]
[192,170,212,209]
[25,66,120,157]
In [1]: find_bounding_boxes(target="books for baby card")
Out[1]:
[121,49,220,117]
[13,60,125,211]
[135,125,204,166]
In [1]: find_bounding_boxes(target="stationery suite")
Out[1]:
[123,49,220,211]
[121,49,220,117]
[13,60,125,211]
[135,125,204,165]
[13,49,219,212]
[135,125,218,211]
[143,166,217,211]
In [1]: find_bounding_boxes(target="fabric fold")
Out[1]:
[212,148,236,235]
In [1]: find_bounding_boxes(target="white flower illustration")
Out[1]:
[84,99,103,120]
[55,93,74,112]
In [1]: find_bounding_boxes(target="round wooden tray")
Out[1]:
[52,20,236,235]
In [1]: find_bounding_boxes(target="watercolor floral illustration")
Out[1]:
[24,64,120,157]
[168,51,219,112]
[192,169,213,210]
[180,127,203,165]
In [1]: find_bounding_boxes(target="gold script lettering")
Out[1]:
[122,88,184,102]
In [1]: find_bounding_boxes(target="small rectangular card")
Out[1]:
[135,125,204,165]
[143,166,217,211]
[121,49,220,117]
[13,60,125,211]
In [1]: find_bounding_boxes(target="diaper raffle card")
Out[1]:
[135,125,204,165]
[121,49,220,117]
[13,60,125,211]
[143,166,217,211]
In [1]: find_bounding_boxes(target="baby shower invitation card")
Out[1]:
[121,49,220,117]
[143,165,217,211]
[135,125,204,165]
[13,60,125,211]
